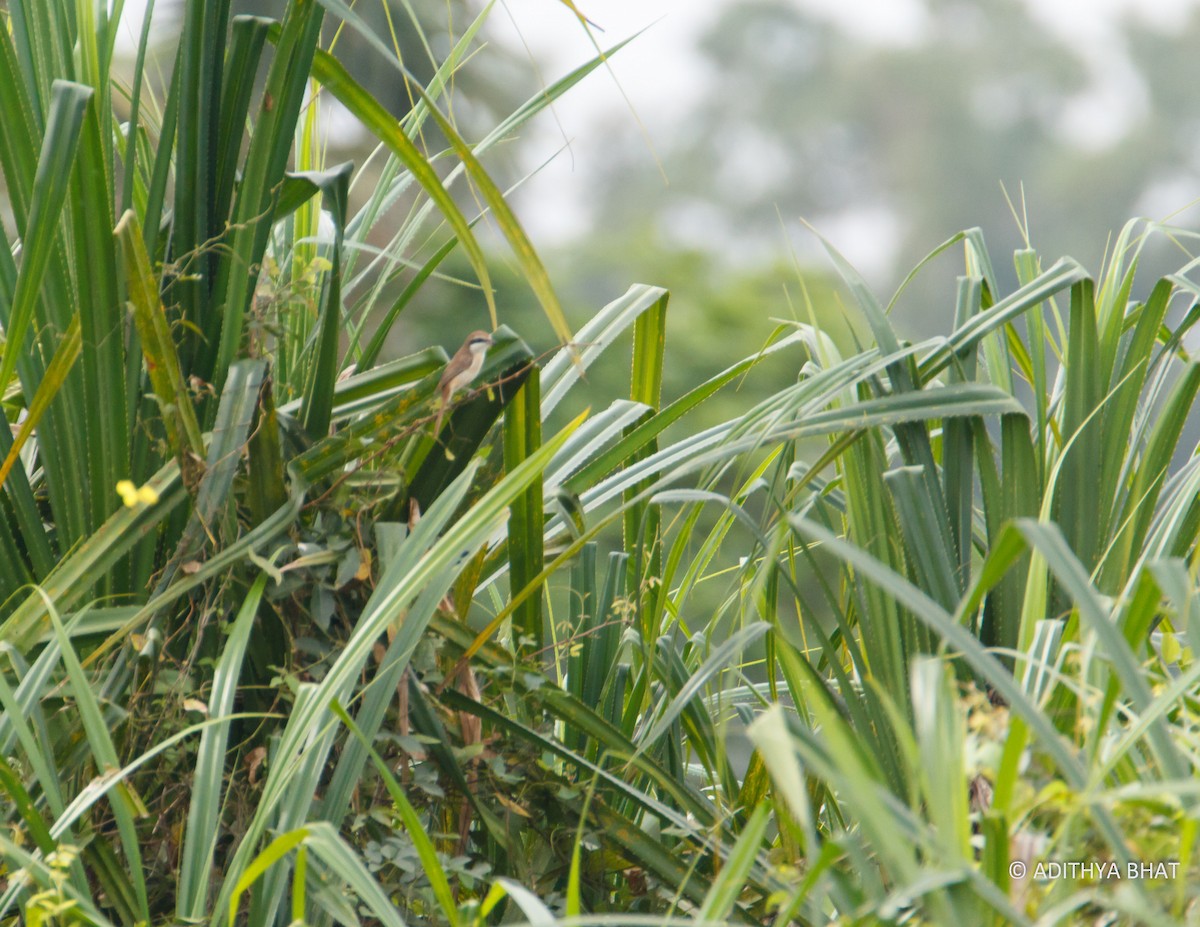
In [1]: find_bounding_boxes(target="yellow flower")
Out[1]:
[116,479,159,508]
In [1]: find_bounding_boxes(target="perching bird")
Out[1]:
[433,330,494,437]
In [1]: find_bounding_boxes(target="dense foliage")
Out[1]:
[1,3,1199,927]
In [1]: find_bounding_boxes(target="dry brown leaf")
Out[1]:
[455,661,482,749]
[495,793,531,818]
[246,746,267,786]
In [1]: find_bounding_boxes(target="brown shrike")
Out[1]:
[433,330,494,437]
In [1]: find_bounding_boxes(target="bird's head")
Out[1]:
[465,331,494,355]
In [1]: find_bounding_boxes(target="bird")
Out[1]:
[433,330,494,438]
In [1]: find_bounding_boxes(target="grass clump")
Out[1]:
[1,3,1199,926]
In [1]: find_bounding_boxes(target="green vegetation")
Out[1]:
[1,3,1199,926]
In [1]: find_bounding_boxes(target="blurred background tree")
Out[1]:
[105,0,1200,391]
[513,0,1200,339]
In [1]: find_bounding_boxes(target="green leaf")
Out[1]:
[298,162,353,439]
[747,705,816,851]
[698,803,770,920]
[206,2,324,389]
[636,622,769,755]
[310,2,571,345]
[330,700,461,927]
[506,366,545,651]
[0,460,188,651]
[1015,519,1186,780]
[304,41,501,330]
[0,315,80,513]
[46,599,150,921]
[0,82,90,394]
[177,574,267,922]
[115,209,205,461]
